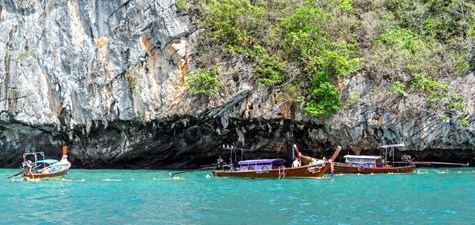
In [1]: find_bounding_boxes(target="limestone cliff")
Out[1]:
[0,0,473,168]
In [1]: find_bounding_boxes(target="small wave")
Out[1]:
[443,209,457,215]
[60,178,86,182]
[103,178,122,182]
[299,202,312,206]
[152,177,184,181]
[436,170,449,174]
[8,178,24,182]
[25,179,42,182]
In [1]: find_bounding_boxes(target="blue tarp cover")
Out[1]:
[238,158,285,166]
[36,159,58,164]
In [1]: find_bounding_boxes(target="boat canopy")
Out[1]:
[344,155,382,165]
[238,159,286,166]
[379,143,404,149]
[35,159,58,165]
[343,155,381,160]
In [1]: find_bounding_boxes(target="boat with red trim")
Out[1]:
[212,144,333,179]
[333,143,415,174]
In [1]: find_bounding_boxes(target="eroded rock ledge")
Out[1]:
[1,114,474,168]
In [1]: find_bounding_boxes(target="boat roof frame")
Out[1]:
[222,144,255,152]
[238,158,286,166]
[23,152,45,161]
[379,143,405,149]
[344,155,382,160]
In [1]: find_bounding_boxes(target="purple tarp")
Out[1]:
[238,158,286,166]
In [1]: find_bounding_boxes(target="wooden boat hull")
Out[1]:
[213,163,330,178]
[23,169,69,179]
[333,163,415,174]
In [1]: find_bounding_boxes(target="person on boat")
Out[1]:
[292,158,301,167]
[216,155,225,169]
[22,160,33,175]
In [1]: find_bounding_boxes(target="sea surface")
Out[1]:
[0,168,474,225]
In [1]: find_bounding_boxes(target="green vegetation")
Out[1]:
[191,0,360,115]
[304,72,341,116]
[275,83,305,104]
[448,93,466,110]
[187,0,474,117]
[459,116,469,127]
[411,74,448,103]
[186,68,221,96]
[249,45,286,86]
[176,0,189,11]
[391,81,407,96]
[124,70,138,94]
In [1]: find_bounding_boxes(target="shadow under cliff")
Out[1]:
[0,116,474,168]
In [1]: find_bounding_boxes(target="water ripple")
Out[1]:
[0,168,473,224]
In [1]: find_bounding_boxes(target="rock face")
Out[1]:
[0,1,474,168]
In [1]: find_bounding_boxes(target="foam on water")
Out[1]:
[102,178,123,182]
[153,177,184,181]
[0,168,473,225]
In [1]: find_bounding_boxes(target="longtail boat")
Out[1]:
[212,144,332,179]
[333,143,415,174]
[21,145,72,180]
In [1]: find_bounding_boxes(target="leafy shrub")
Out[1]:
[447,93,466,111]
[304,72,340,117]
[186,68,221,96]
[378,28,418,52]
[459,116,469,127]
[411,74,448,102]
[249,45,286,86]
[200,0,266,47]
[391,81,407,96]
[338,0,353,12]
[176,0,188,11]
[276,83,305,104]
[409,75,467,113]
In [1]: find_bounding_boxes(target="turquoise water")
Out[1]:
[0,168,474,225]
